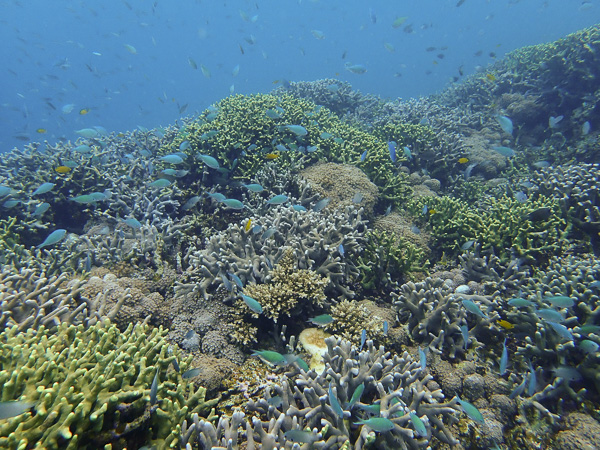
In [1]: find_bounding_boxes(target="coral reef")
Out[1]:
[0,322,217,449]
[177,204,366,300]
[182,336,460,449]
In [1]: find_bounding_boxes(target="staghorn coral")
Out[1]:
[393,277,500,357]
[177,204,366,301]
[0,322,217,449]
[0,266,124,332]
[410,193,569,263]
[357,229,428,291]
[243,247,328,322]
[534,163,600,254]
[182,336,460,449]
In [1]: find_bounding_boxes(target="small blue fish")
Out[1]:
[582,121,591,135]
[221,199,244,210]
[284,430,319,444]
[38,229,67,248]
[456,396,485,424]
[228,272,244,289]
[200,130,218,140]
[182,367,202,379]
[491,146,516,157]
[124,218,142,229]
[419,346,427,369]
[460,325,469,350]
[580,339,600,353]
[461,299,488,319]
[220,272,233,292]
[160,154,184,164]
[75,128,100,138]
[352,193,364,204]
[388,141,397,162]
[360,329,366,351]
[207,192,226,202]
[308,314,334,326]
[527,361,537,396]
[509,375,527,399]
[262,228,277,239]
[179,140,190,151]
[281,125,308,136]
[0,401,35,420]
[241,294,263,314]
[383,320,388,336]
[32,182,55,196]
[73,144,91,153]
[329,383,345,418]
[461,240,475,250]
[403,146,412,159]
[515,191,528,203]
[243,183,264,192]
[338,243,345,257]
[149,179,171,188]
[409,412,427,437]
[32,202,50,217]
[198,154,220,169]
[549,115,564,129]
[348,383,364,409]
[354,417,395,432]
[422,204,428,215]
[344,63,367,74]
[497,115,513,135]
[544,296,575,308]
[536,308,564,323]
[320,132,332,139]
[499,338,508,375]
[150,369,159,405]
[265,108,284,119]
[360,150,367,161]
[182,196,201,210]
[546,321,573,340]
[312,198,330,212]
[267,194,288,205]
[508,297,533,308]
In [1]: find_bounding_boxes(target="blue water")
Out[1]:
[0,0,596,152]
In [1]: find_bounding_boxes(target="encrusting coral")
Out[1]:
[0,321,217,449]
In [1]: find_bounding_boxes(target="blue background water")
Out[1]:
[0,0,596,152]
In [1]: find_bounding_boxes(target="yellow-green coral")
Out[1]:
[0,322,216,449]
[162,93,412,206]
[410,194,569,262]
[357,230,428,291]
[242,248,327,323]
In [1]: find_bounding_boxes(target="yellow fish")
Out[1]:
[265,153,280,160]
[428,209,437,215]
[458,157,469,164]
[497,319,514,330]
[55,165,72,174]
[245,218,252,232]
[486,73,496,82]
[36,128,47,134]
[79,108,91,115]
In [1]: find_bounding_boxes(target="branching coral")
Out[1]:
[182,336,459,449]
[243,248,328,322]
[0,322,217,449]
[357,230,428,291]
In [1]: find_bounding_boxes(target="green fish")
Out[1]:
[241,294,262,314]
[252,350,285,365]
[354,417,395,432]
[456,396,485,424]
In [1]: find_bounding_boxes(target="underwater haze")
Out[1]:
[0,0,597,151]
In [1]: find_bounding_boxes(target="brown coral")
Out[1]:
[324,299,385,345]
[300,162,379,216]
[242,248,328,322]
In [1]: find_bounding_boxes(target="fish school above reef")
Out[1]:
[0,24,600,450]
